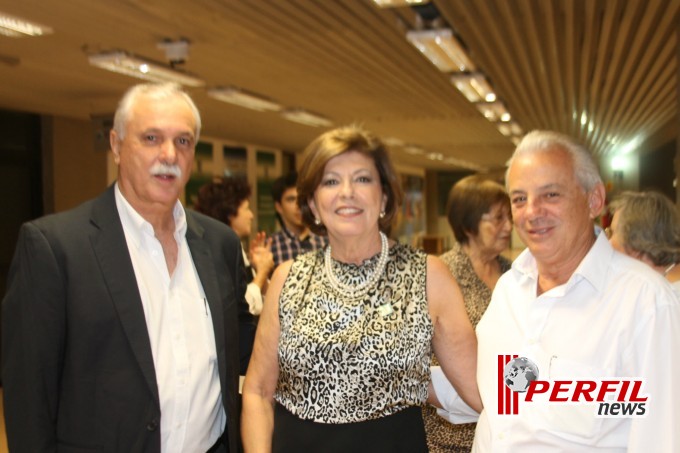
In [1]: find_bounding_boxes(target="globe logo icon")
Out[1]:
[504,357,539,393]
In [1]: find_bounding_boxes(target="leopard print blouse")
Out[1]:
[275,242,433,423]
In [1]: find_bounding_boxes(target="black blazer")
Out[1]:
[2,185,244,452]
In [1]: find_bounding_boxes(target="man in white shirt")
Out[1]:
[2,83,244,452]
[431,130,679,452]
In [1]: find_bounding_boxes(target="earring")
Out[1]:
[379,211,385,219]
[314,217,322,226]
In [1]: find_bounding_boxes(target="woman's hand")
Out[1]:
[249,232,274,290]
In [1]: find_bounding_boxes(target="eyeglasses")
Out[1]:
[481,211,512,226]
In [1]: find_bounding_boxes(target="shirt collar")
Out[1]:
[114,182,187,249]
[569,228,612,293]
[512,226,612,293]
[280,225,296,240]
[280,224,311,242]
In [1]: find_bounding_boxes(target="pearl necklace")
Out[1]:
[324,231,389,297]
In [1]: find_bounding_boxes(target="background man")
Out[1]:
[432,130,679,452]
[270,172,326,268]
[2,83,244,452]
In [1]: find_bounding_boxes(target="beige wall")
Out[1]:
[50,116,109,213]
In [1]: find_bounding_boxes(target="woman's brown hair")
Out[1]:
[297,125,403,235]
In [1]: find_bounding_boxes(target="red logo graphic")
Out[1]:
[498,354,519,415]
[497,354,649,417]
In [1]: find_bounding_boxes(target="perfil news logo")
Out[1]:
[497,355,648,417]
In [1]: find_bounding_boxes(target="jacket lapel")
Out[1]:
[185,213,227,383]
[89,186,160,407]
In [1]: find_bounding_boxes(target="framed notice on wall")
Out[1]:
[223,145,247,177]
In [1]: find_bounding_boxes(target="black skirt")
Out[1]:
[273,403,428,453]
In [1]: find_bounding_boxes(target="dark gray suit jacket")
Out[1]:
[2,185,244,452]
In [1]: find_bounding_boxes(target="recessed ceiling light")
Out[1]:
[0,11,53,38]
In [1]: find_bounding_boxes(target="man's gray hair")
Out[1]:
[506,130,603,192]
[112,82,201,141]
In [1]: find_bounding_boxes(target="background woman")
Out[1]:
[195,177,274,374]
[242,125,481,452]
[607,190,680,294]
[423,174,512,452]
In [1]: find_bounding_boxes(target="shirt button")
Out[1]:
[146,419,159,431]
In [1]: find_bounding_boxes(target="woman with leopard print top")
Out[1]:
[242,125,481,452]
[423,175,512,452]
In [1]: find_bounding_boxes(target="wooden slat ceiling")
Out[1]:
[436,0,680,158]
[0,0,677,172]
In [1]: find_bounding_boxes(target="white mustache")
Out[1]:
[150,163,182,178]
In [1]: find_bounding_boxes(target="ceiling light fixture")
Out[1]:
[371,0,430,7]
[88,51,204,87]
[476,101,511,122]
[0,11,52,37]
[207,87,282,112]
[406,28,475,73]
[497,122,523,137]
[403,145,425,155]
[451,73,497,103]
[281,109,333,127]
[443,156,485,172]
[382,136,405,147]
[427,152,444,161]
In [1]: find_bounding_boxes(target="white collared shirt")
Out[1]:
[115,184,225,453]
[672,280,680,300]
[472,231,680,452]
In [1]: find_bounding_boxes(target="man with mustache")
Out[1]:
[2,83,244,452]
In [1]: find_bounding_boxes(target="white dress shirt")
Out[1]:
[435,231,680,452]
[672,280,680,300]
[115,185,225,453]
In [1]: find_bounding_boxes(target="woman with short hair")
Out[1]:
[242,125,481,452]
[424,174,512,452]
[607,190,680,294]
